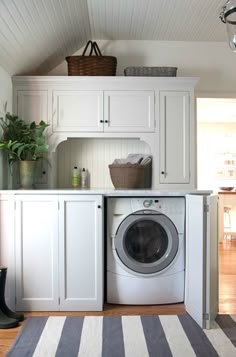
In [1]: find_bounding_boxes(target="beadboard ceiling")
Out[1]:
[0,0,226,75]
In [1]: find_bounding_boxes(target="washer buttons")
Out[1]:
[143,199,153,208]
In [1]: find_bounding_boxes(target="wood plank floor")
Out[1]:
[219,240,236,314]
[0,241,236,356]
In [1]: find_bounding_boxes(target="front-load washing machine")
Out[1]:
[107,197,185,305]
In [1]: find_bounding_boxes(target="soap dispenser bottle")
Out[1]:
[81,168,88,189]
[72,166,80,188]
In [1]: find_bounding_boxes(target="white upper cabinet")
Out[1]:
[104,91,154,132]
[52,90,154,133]
[12,77,198,189]
[159,91,190,184]
[52,90,103,132]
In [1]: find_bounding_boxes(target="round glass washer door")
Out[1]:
[115,210,179,274]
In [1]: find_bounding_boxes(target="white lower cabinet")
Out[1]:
[15,194,103,311]
[15,195,59,311]
[58,195,103,311]
[0,191,218,326]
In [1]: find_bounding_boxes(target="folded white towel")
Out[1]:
[112,154,151,166]
[112,158,129,164]
[127,154,151,165]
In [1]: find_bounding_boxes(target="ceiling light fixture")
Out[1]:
[220,0,236,51]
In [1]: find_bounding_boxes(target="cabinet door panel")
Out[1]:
[15,195,59,311]
[53,90,103,132]
[160,91,190,184]
[185,194,218,329]
[59,195,103,311]
[17,90,48,125]
[104,91,154,132]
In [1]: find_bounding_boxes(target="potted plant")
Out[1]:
[0,112,49,189]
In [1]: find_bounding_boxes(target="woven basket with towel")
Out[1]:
[109,154,152,189]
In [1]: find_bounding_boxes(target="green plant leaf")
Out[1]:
[0,113,50,163]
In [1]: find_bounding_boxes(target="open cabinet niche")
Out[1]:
[56,138,151,189]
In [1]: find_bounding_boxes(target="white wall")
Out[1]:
[197,122,236,190]
[49,40,236,94]
[0,66,12,189]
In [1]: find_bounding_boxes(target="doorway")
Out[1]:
[197,97,236,314]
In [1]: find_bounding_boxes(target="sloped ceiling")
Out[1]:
[0,0,227,75]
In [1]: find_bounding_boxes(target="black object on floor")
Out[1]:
[0,309,18,329]
[0,266,23,329]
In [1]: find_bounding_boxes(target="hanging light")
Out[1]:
[220,0,236,51]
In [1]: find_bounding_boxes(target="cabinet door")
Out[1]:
[160,91,190,184]
[16,90,49,186]
[15,195,59,311]
[104,91,155,132]
[52,90,103,132]
[185,194,218,329]
[58,195,103,311]
[0,194,15,310]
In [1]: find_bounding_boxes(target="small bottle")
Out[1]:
[81,168,88,189]
[72,166,80,188]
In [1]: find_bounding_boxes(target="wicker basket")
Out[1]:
[124,66,177,77]
[109,164,151,189]
[66,41,117,76]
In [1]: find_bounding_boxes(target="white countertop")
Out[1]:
[0,188,213,196]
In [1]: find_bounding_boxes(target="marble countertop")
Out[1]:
[0,188,213,196]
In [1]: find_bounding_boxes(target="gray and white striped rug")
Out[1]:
[6,314,236,357]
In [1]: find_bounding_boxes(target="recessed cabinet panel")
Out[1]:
[53,90,103,132]
[160,91,190,184]
[17,90,48,125]
[15,196,59,311]
[104,91,155,132]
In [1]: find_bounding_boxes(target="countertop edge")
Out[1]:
[0,189,213,196]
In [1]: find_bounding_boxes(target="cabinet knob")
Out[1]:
[42,171,46,175]
[100,120,104,123]
[104,120,108,123]
[97,205,101,208]
[161,171,165,174]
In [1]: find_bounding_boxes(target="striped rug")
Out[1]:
[6,314,236,357]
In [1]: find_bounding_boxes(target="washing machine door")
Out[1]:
[115,210,179,274]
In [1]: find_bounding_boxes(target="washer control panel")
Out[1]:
[132,198,184,213]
